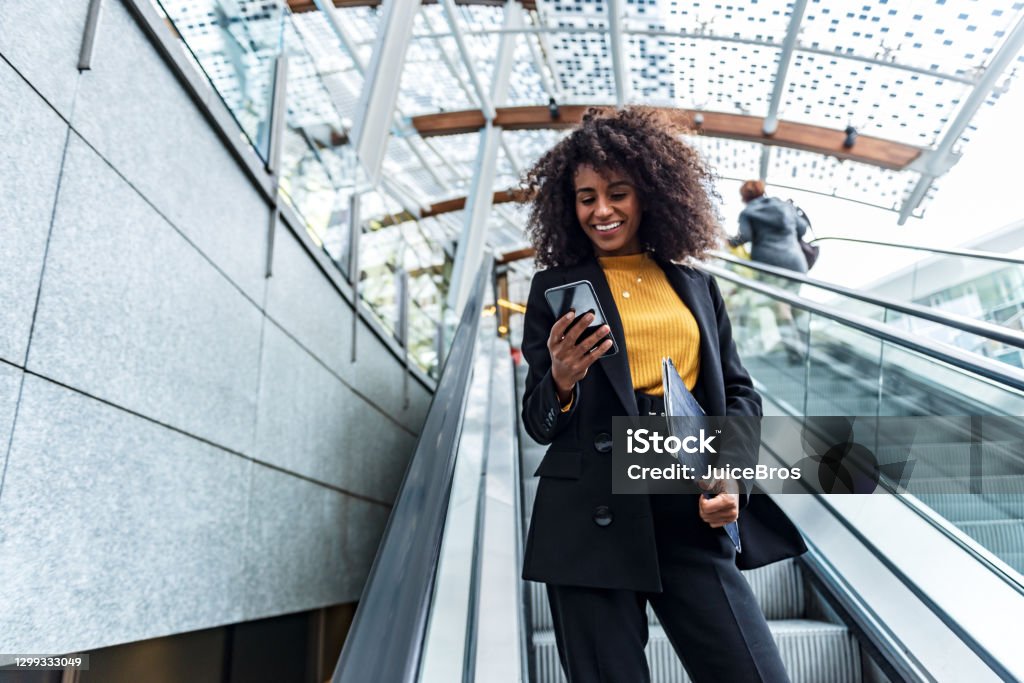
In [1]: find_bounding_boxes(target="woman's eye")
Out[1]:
[580,197,594,205]
[611,193,627,200]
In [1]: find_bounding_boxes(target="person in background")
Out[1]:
[729,180,811,361]
[729,180,810,275]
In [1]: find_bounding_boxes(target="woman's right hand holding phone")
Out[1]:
[547,310,613,404]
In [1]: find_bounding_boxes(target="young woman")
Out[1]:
[518,107,804,682]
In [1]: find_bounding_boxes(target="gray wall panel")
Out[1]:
[404,379,433,435]
[266,222,433,432]
[342,496,393,601]
[265,224,353,379]
[71,0,269,301]
[255,321,417,501]
[0,0,88,117]
[0,60,69,365]
[350,324,433,436]
[0,0,438,653]
[0,375,250,653]
[243,465,351,620]
[28,136,262,454]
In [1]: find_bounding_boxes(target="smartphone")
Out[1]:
[543,280,618,356]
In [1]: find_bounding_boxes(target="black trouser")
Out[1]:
[545,493,791,683]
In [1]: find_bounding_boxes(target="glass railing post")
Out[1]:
[435,319,445,379]
[399,269,411,408]
[266,54,289,175]
[802,312,812,417]
[77,0,105,71]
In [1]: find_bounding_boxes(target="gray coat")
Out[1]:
[733,196,810,273]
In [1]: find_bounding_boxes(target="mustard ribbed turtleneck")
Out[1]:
[598,253,700,393]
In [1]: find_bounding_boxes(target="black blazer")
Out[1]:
[521,255,805,592]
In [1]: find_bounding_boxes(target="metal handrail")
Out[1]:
[698,263,1024,394]
[807,236,1024,266]
[332,264,491,683]
[710,250,1024,349]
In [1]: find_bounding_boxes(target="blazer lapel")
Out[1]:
[658,260,717,393]
[572,258,639,417]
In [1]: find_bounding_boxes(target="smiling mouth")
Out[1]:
[593,221,623,233]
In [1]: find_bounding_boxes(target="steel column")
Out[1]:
[440,0,498,119]
[763,0,808,136]
[607,0,629,107]
[446,1,522,315]
[349,0,418,185]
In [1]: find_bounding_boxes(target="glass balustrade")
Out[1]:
[752,238,1024,367]
[156,0,284,162]
[718,270,1024,582]
[356,191,451,374]
[151,1,453,376]
[715,255,1024,370]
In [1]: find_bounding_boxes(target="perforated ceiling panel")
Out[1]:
[539,1,616,101]
[285,20,347,128]
[503,129,570,171]
[290,11,363,127]
[384,137,449,203]
[800,0,1023,76]
[625,37,781,113]
[686,136,764,180]
[506,35,550,105]
[632,0,793,43]
[165,0,1024,225]
[780,52,974,145]
[400,36,478,115]
[767,145,922,211]
[421,132,482,194]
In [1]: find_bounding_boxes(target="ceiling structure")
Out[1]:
[164,0,1024,264]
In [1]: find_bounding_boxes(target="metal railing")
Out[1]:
[699,262,1024,394]
[710,250,1024,350]
[709,262,1024,678]
[332,264,490,682]
[808,236,1024,266]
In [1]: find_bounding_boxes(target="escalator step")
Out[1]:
[913,492,1024,522]
[911,475,1024,494]
[529,558,805,631]
[532,620,860,683]
[744,559,807,620]
[879,442,1024,479]
[956,519,1024,562]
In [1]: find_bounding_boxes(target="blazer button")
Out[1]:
[592,505,613,527]
[593,432,612,453]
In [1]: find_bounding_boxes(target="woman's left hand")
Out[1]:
[698,492,739,528]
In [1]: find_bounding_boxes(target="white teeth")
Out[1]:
[594,221,622,232]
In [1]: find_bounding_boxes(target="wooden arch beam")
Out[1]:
[421,190,517,219]
[411,105,922,171]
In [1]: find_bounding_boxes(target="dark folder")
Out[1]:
[662,358,741,553]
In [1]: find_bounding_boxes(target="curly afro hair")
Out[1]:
[519,106,721,269]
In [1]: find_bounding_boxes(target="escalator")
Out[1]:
[704,253,1024,578]
[331,259,1024,682]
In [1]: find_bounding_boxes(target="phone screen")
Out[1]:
[544,281,617,356]
[546,283,606,327]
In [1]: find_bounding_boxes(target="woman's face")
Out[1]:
[573,164,643,257]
